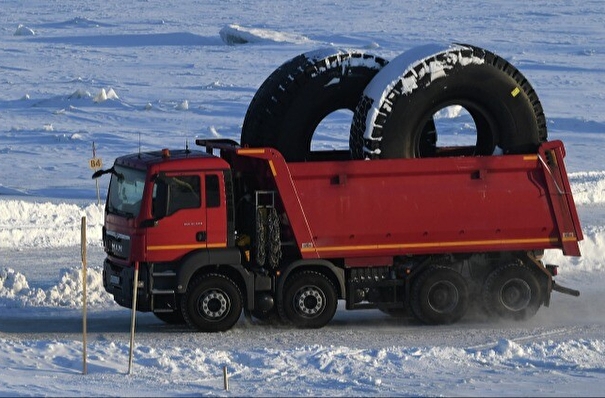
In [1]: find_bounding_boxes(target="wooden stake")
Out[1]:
[128,262,140,375]
[223,366,229,391]
[81,216,88,375]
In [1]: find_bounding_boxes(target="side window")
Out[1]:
[205,174,220,208]
[167,175,201,215]
[153,174,201,218]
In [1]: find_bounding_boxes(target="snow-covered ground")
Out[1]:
[1,0,605,396]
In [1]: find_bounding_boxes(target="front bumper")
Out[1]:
[103,259,152,311]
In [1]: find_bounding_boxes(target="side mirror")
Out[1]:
[92,167,124,180]
[92,168,108,179]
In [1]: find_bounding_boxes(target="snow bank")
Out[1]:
[219,24,311,45]
[0,266,112,308]
[0,200,104,249]
[569,171,605,205]
[14,24,35,36]
[93,87,119,103]
[544,224,605,273]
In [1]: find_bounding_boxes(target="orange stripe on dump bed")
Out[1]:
[300,236,571,254]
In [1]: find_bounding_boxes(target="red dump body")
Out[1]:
[223,140,582,263]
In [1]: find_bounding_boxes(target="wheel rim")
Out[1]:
[197,288,230,321]
[427,281,459,314]
[293,285,325,318]
[499,278,532,312]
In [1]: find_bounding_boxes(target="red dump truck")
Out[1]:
[97,138,582,332]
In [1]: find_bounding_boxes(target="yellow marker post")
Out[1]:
[89,142,103,206]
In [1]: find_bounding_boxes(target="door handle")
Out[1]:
[196,231,207,242]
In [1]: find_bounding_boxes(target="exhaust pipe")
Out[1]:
[552,281,580,297]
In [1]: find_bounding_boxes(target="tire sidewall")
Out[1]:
[379,62,541,159]
[410,267,469,325]
[181,274,242,332]
[280,271,337,328]
[483,264,543,320]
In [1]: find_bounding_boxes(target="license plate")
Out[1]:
[110,275,121,285]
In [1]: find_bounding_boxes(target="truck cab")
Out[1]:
[101,149,248,323]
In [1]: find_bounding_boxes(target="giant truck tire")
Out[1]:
[241,49,388,162]
[350,43,547,159]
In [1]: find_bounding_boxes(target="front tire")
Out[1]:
[279,271,337,328]
[181,274,243,332]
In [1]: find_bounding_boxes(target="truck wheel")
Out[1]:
[279,271,337,328]
[409,266,469,325]
[482,262,543,320]
[181,274,243,332]
[350,43,547,159]
[241,49,387,161]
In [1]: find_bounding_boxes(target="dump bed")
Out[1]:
[202,140,582,261]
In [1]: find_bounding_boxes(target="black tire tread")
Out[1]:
[351,44,547,160]
[242,49,387,161]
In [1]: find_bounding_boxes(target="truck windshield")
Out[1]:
[107,165,146,218]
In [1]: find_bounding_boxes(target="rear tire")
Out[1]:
[410,266,469,325]
[242,49,387,161]
[181,274,242,332]
[351,43,547,159]
[482,262,543,320]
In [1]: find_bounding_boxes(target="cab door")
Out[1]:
[203,173,228,249]
[145,171,227,262]
[145,172,205,262]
